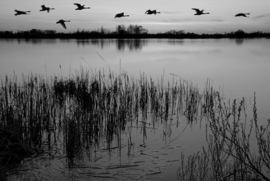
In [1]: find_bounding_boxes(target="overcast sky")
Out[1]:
[1,0,270,34]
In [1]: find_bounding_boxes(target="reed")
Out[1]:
[177,90,270,181]
[0,69,200,165]
[2,68,247,180]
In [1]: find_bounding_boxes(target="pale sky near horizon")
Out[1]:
[1,0,270,34]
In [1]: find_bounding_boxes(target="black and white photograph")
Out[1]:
[1,0,270,180]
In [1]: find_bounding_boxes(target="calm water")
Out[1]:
[1,38,270,180]
[1,38,270,118]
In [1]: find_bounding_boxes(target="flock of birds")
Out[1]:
[14,4,251,29]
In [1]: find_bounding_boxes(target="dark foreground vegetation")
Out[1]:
[177,93,270,181]
[0,70,269,180]
[1,25,270,39]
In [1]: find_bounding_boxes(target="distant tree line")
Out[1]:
[0,25,269,39]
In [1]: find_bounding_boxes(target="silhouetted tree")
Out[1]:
[44,30,56,35]
[127,25,148,35]
[116,25,127,35]
[165,30,185,35]
[99,26,110,34]
[234,29,245,36]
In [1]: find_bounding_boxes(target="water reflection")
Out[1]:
[167,39,184,45]
[0,38,57,44]
[1,38,264,50]
[76,39,113,49]
[17,39,57,44]
[116,39,148,51]
[2,38,148,51]
[76,39,148,51]
[235,38,244,45]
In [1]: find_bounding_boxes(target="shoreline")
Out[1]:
[1,32,270,39]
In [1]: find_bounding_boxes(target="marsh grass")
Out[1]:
[177,90,270,181]
[0,68,204,180]
[1,69,267,180]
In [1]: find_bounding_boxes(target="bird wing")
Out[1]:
[235,13,243,16]
[115,13,122,18]
[60,22,67,29]
[41,5,46,9]
[15,10,23,13]
[192,8,200,13]
[74,3,82,8]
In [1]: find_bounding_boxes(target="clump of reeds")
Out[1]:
[177,91,270,181]
[0,68,206,179]
[0,75,50,166]
[0,128,33,165]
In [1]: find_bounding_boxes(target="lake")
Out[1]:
[1,38,269,119]
[0,38,270,180]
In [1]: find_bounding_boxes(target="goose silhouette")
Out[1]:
[115,12,129,18]
[192,8,210,15]
[14,10,31,16]
[56,19,70,29]
[145,9,160,15]
[40,5,55,13]
[235,13,250,17]
[74,3,90,10]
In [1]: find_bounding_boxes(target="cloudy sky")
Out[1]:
[1,0,270,34]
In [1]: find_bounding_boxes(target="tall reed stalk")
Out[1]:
[177,90,270,181]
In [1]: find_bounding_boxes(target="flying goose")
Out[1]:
[56,19,70,29]
[74,3,90,10]
[192,8,210,15]
[14,10,31,16]
[115,12,129,18]
[235,13,250,17]
[40,5,55,13]
[145,9,160,15]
